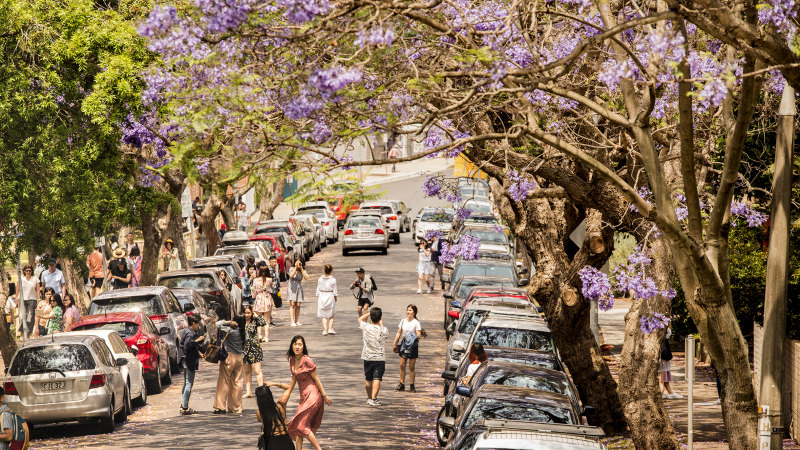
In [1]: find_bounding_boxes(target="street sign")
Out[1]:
[181,189,192,218]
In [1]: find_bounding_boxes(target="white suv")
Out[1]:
[296,204,339,243]
[359,202,402,244]
[414,207,454,244]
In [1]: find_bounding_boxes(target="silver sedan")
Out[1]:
[341,216,389,256]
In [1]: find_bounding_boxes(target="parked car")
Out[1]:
[64,329,147,408]
[442,346,563,394]
[414,208,455,244]
[296,203,338,243]
[292,214,326,250]
[437,384,580,447]
[455,316,555,367]
[189,255,245,286]
[341,215,389,256]
[171,288,212,319]
[443,276,520,331]
[459,199,495,217]
[157,269,235,319]
[213,242,270,264]
[445,300,541,371]
[385,199,412,232]
[254,220,309,259]
[3,334,129,432]
[443,260,528,289]
[460,287,537,309]
[453,225,512,255]
[71,312,172,394]
[445,420,606,450]
[358,201,402,243]
[89,287,184,374]
[289,216,321,255]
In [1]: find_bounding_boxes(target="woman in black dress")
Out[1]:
[256,383,295,449]
[243,305,268,398]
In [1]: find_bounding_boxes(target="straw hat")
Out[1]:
[112,248,126,259]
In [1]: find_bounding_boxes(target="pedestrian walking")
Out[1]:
[252,263,274,342]
[242,264,256,307]
[129,246,142,287]
[40,258,66,298]
[393,304,423,392]
[429,235,445,290]
[237,203,250,232]
[256,383,295,450]
[315,265,338,335]
[659,327,682,399]
[243,305,268,398]
[42,293,64,335]
[19,265,39,339]
[268,257,282,317]
[108,249,132,290]
[62,294,80,332]
[162,239,181,272]
[0,385,30,450]
[86,246,105,299]
[125,232,139,255]
[279,336,332,450]
[349,268,375,317]
[288,260,308,327]
[35,289,53,337]
[359,307,387,406]
[416,239,433,294]
[213,316,245,414]
[180,314,205,415]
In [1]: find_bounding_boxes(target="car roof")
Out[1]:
[258,220,290,225]
[61,329,126,342]
[191,256,238,266]
[297,202,329,208]
[158,268,220,278]
[21,334,100,348]
[75,312,144,324]
[455,260,514,268]
[480,360,568,380]
[472,384,573,408]
[170,288,200,297]
[93,286,167,300]
[457,275,516,284]
[360,202,393,207]
[483,346,558,362]
[479,316,550,331]
[463,304,536,316]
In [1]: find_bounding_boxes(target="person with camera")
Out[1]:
[350,268,375,317]
[416,238,433,294]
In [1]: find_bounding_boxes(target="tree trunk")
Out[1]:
[140,202,173,286]
[62,259,91,315]
[0,267,17,366]
[258,177,288,222]
[198,192,224,256]
[165,214,188,270]
[220,194,236,229]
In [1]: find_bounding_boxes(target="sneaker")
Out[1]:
[395,383,405,391]
[296,322,302,326]
[264,337,269,343]
[366,398,377,406]
[372,398,382,406]
[416,289,422,294]
[322,330,328,336]
[426,288,431,294]
[409,384,416,392]
[669,393,683,399]
[291,323,298,327]
[270,321,276,326]
[328,329,336,335]
[661,393,671,399]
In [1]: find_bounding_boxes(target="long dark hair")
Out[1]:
[63,293,76,309]
[51,293,65,311]
[286,335,308,359]
[256,385,286,443]
[231,314,246,335]
[406,304,418,319]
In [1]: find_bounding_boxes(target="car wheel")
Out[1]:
[162,362,172,385]
[134,379,148,407]
[100,402,115,433]
[124,381,133,415]
[170,356,180,375]
[148,363,163,394]
[394,234,401,244]
[436,405,452,447]
[342,248,349,256]
[114,389,128,424]
[381,247,388,255]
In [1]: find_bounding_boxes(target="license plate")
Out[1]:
[40,381,66,391]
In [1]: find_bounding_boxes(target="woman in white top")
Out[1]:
[461,343,488,385]
[392,304,422,392]
[20,264,40,338]
[316,264,338,335]
[416,239,433,294]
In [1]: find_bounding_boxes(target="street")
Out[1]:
[29,174,452,449]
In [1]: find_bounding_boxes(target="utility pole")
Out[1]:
[759,84,795,449]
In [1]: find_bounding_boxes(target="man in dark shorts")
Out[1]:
[358,307,387,406]
[86,246,105,298]
[350,267,375,317]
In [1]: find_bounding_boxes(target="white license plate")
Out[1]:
[40,381,66,391]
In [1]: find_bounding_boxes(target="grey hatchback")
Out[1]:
[3,335,129,433]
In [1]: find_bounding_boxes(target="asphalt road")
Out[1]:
[30,174,452,449]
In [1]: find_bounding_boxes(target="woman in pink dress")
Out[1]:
[280,336,333,450]
[252,264,273,342]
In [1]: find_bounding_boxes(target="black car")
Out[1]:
[442,260,528,290]
[157,269,235,319]
[437,384,580,447]
[443,276,519,331]
[189,256,244,286]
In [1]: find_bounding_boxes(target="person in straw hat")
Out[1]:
[162,238,181,272]
[108,247,132,290]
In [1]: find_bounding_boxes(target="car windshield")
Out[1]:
[463,398,574,430]
[473,326,553,352]
[457,279,507,299]
[348,218,381,228]
[215,247,260,258]
[458,310,488,335]
[479,371,570,396]
[466,230,508,245]
[73,321,140,339]
[466,216,498,225]
[10,344,96,375]
[421,211,453,222]
[490,356,558,370]
[461,187,488,198]
[90,295,161,316]
[463,203,493,214]
[454,265,515,283]
[298,208,328,218]
[158,275,217,290]
[255,225,290,235]
[362,206,393,215]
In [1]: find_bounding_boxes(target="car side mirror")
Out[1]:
[452,340,465,352]
[438,416,455,430]
[183,303,196,313]
[447,321,457,334]
[443,292,453,300]
[441,370,456,380]
[115,358,129,367]
[159,326,171,335]
[287,245,294,251]
[450,301,462,309]
[455,385,472,397]
[518,267,529,275]
[130,345,139,356]
[518,278,530,287]
[441,273,451,283]
[537,306,543,313]
[582,406,596,416]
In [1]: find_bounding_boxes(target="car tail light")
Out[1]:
[323,222,330,226]
[448,310,460,318]
[3,381,17,395]
[150,314,168,322]
[375,229,384,234]
[185,311,197,316]
[213,290,223,296]
[344,230,354,235]
[388,216,397,220]
[90,374,106,389]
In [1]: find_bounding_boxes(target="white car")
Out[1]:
[450,420,606,450]
[296,204,339,243]
[414,207,454,244]
[385,199,412,232]
[64,329,147,408]
[359,202,402,243]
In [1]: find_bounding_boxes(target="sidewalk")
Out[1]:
[269,155,453,220]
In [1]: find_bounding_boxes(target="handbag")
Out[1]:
[204,329,229,363]
[272,292,282,309]
[660,339,673,361]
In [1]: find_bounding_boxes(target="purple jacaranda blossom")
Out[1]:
[425,230,444,241]
[730,199,768,227]
[194,0,255,33]
[308,67,362,99]
[647,25,686,64]
[197,158,211,175]
[696,78,728,112]
[598,59,634,92]
[438,234,481,265]
[424,119,470,157]
[454,206,472,223]
[355,27,396,47]
[422,176,443,197]
[629,186,652,213]
[639,313,671,334]
[492,224,505,233]
[137,5,179,38]
[283,91,324,120]
[507,170,537,202]
[757,0,799,35]
[278,0,330,22]
[578,266,614,311]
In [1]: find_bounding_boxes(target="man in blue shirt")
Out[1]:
[39,258,66,298]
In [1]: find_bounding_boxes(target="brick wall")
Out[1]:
[753,322,798,442]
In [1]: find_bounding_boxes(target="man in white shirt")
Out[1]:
[236,203,250,232]
[358,307,387,406]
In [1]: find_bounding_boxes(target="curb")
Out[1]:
[363,162,454,187]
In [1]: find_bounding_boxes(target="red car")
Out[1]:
[71,312,172,394]
[249,234,293,279]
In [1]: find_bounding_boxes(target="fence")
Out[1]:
[753,322,800,442]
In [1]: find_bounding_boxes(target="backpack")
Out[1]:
[1,409,27,450]
[369,275,378,291]
[660,339,673,361]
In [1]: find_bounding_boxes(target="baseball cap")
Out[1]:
[355,268,365,273]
